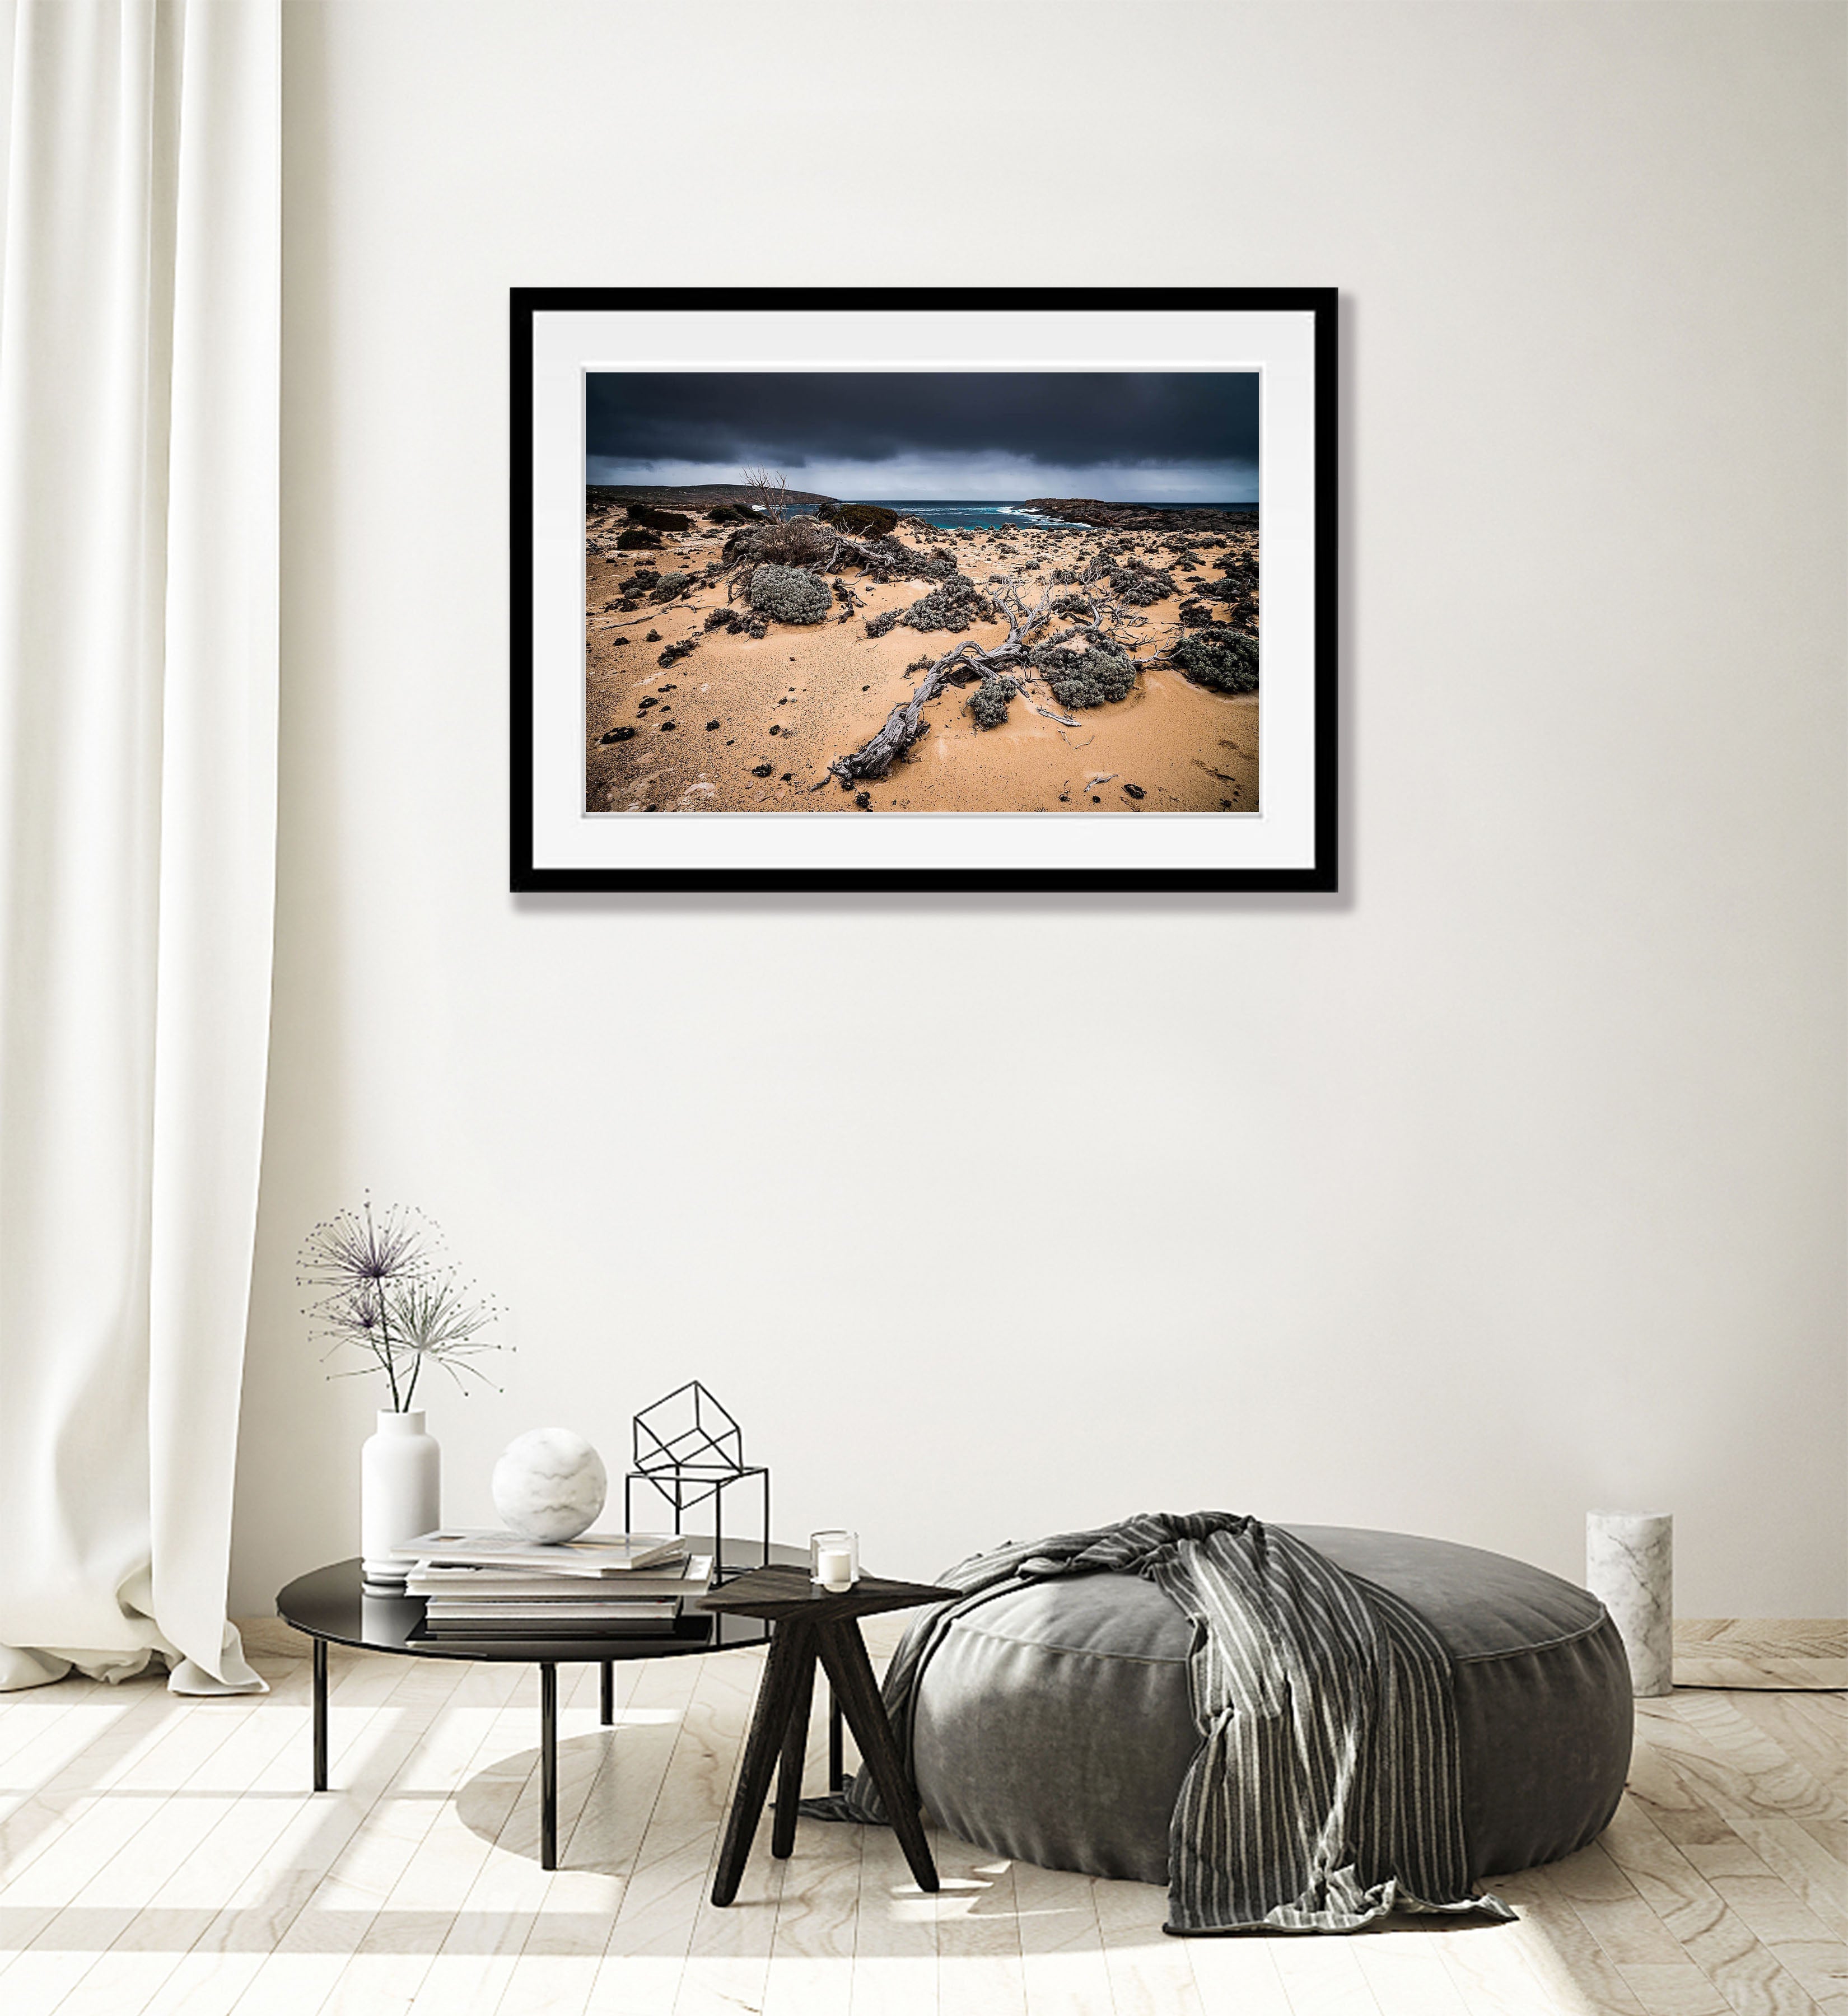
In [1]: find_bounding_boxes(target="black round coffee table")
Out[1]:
[278,1539,810,1869]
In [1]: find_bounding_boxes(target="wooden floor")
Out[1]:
[0,1617,1837,2015]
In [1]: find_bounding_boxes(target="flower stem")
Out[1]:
[381,1299,400,1411]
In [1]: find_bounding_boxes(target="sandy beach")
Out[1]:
[583,509,1258,816]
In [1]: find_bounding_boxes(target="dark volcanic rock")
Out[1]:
[617,526,663,550]
[751,763,774,778]
[627,504,690,531]
[600,726,636,743]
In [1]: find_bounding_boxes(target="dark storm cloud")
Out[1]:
[585,372,1257,472]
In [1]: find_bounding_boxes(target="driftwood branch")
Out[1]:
[827,578,1081,784]
[828,643,988,783]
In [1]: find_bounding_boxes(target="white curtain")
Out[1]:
[0,0,279,1693]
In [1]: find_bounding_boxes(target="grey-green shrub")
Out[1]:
[969,675,1018,729]
[748,564,832,625]
[1172,627,1258,693]
[1109,566,1174,606]
[1032,643,1138,708]
[900,573,989,633]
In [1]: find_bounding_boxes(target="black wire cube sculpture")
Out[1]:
[624,1380,768,1584]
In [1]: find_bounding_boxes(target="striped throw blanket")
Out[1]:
[804,1510,1514,1935]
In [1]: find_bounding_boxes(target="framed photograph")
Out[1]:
[511,288,1336,893]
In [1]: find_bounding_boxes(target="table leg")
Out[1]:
[711,1620,811,1906]
[815,1624,938,1894]
[829,1685,844,1791]
[540,1663,558,1872]
[312,1639,328,1793]
[771,1631,816,1860]
[600,1661,614,1728]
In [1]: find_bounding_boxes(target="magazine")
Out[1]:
[401,1529,688,1574]
[405,1557,713,1599]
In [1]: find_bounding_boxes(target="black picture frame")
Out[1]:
[511,287,1337,894]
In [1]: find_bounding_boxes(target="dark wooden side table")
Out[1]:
[697,1565,958,1907]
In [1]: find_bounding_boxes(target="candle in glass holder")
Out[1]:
[810,1529,859,1592]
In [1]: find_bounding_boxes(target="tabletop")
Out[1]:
[277,1540,809,1663]
[697,1566,960,1624]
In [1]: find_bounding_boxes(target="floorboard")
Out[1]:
[0,1616,1833,2014]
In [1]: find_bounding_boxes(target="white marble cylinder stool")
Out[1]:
[1586,1510,1673,1697]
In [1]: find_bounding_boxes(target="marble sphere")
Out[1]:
[492,1429,608,1543]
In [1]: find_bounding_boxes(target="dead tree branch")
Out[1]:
[740,466,791,523]
[827,576,1076,784]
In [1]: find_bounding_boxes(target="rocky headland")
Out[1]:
[587,482,837,510]
[1024,498,1258,534]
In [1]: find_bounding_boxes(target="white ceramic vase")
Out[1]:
[361,1409,441,1588]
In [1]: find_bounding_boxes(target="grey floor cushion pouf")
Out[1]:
[909,1524,1632,1885]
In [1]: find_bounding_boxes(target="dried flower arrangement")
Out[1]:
[297,1198,507,1411]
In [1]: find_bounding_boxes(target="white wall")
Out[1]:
[231,1,1847,1620]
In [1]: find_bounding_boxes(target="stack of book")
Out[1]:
[402,1529,714,1640]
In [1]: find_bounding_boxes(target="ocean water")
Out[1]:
[866,500,1094,530]
[792,500,1257,532]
